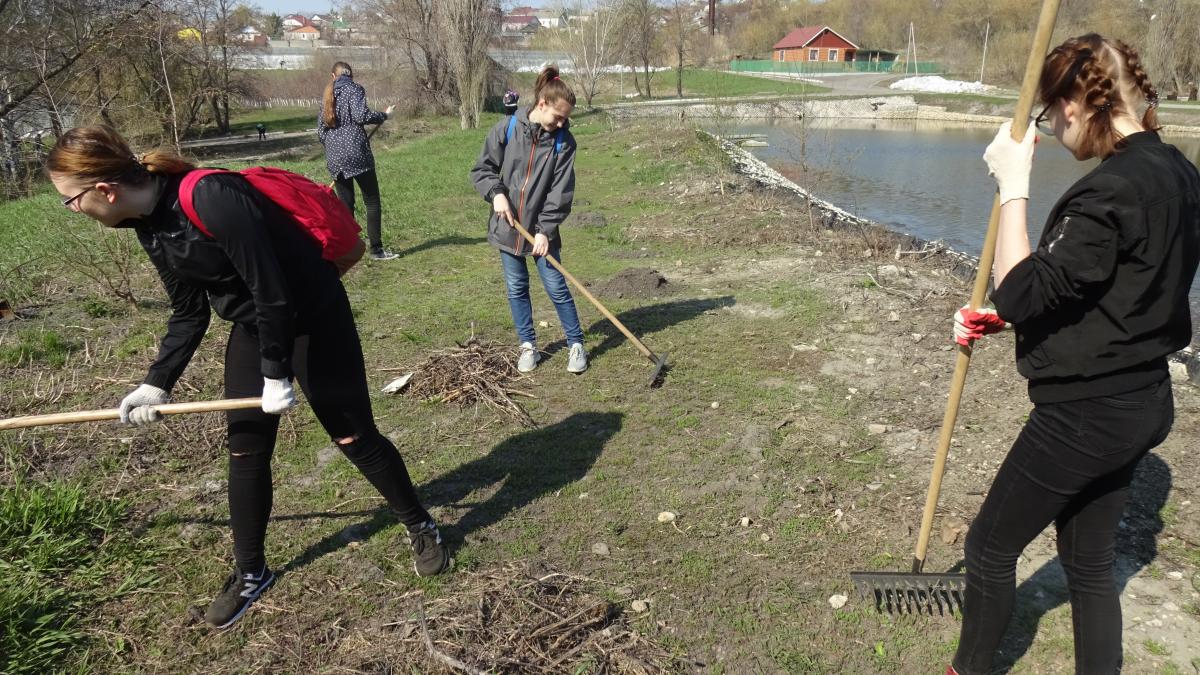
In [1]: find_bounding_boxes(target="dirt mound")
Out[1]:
[588,267,676,299]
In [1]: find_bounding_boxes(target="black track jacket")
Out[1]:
[991,132,1200,403]
[126,172,340,391]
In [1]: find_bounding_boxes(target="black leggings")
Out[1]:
[333,169,383,253]
[223,287,429,572]
[953,378,1174,675]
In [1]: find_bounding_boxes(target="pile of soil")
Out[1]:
[587,268,676,299]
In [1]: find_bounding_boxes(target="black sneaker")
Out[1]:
[370,249,400,261]
[204,565,276,628]
[407,521,451,577]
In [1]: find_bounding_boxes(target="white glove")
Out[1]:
[119,384,169,426]
[261,377,298,415]
[983,121,1037,205]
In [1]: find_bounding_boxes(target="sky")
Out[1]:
[254,1,327,16]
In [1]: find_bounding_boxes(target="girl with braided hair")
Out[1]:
[949,34,1200,674]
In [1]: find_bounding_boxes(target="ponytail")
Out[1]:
[533,64,576,108]
[46,125,194,185]
[322,61,353,128]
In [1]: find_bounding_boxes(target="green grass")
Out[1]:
[0,110,1190,674]
[512,67,828,105]
[190,105,318,140]
[0,480,155,674]
[0,330,74,367]
[1143,638,1171,656]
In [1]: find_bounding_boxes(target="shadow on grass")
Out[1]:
[396,235,486,259]
[544,296,734,363]
[993,452,1171,672]
[276,411,621,575]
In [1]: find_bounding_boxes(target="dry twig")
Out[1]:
[403,338,535,427]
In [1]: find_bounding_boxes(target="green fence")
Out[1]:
[729,59,940,75]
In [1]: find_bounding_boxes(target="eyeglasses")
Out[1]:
[1033,104,1054,134]
[61,186,96,209]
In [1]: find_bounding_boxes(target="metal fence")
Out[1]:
[729,59,940,75]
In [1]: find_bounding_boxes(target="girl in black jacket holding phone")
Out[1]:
[46,125,450,631]
[950,35,1200,674]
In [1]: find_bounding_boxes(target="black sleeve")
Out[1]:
[470,118,509,202]
[191,174,296,379]
[991,175,1138,324]
[139,230,211,391]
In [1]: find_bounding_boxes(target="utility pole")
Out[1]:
[979,22,990,83]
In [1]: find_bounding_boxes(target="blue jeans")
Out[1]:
[499,247,583,346]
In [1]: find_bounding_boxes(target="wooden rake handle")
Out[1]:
[0,398,264,431]
[508,218,658,363]
[911,0,1062,573]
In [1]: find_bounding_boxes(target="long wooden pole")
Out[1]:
[508,218,658,363]
[911,0,1061,574]
[0,398,264,431]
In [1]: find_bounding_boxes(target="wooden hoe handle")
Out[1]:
[0,398,264,431]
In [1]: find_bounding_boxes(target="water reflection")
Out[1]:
[733,119,1200,302]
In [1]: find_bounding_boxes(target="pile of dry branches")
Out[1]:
[404,338,535,427]
[408,564,681,674]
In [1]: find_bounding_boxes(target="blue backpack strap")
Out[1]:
[505,114,517,144]
[554,128,565,154]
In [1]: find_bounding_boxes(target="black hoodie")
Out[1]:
[129,172,342,390]
[991,132,1200,403]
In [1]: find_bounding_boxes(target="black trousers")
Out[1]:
[953,378,1174,675]
[223,285,429,572]
[333,169,384,253]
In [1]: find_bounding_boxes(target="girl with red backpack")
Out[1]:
[46,125,450,630]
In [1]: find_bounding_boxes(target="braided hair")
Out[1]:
[1038,34,1160,158]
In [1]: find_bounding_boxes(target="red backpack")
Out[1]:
[179,167,365,276]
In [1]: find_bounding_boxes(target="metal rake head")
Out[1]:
[849,571,965,615]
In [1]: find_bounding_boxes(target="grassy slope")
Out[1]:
[1,113,1196,673]
[512,68,829,104]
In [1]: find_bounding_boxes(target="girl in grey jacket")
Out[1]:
[318,62,397,260]
[471,66,587,374]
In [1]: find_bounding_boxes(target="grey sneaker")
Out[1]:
[370,249,400,261]
[204,565,275,628]
[567,343,588,373]
[407,521,452,577]
[517,342,540,372]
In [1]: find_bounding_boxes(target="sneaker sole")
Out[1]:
[567,364,587,373]
[517,356,540,373]
[211,572,276,629]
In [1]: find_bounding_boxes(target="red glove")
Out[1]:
[953,305,1008,346]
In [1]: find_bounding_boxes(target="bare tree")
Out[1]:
[620,0,660,99]
[360,0,456,109]
[440,0,499,129]
[551,0,623,107]
[668,0,695,98]
[1143,0,1200,97]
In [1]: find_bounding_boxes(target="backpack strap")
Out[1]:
[505,115,565,154]
[178,168,231,238]
[505,114,518,145]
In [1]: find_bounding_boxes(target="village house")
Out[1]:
[281,14,309,30]
[772,25,858,63]
[284,24,320,41]
[501,13,541,33]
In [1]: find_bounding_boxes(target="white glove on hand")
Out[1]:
[983,121,1037,205]
[261,377,298,415]
[119,384,169,426]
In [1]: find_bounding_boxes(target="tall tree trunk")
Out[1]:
[629,65,643,97]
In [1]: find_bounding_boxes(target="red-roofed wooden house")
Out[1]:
[773,26,858,63]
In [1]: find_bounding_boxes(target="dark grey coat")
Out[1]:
[317,76,386,180]
[470,108,576,256]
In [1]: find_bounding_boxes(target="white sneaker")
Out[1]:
[567,343,588,373]
[517,342,540,372]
